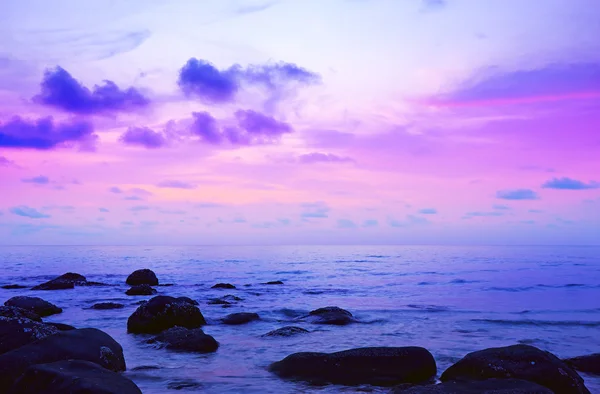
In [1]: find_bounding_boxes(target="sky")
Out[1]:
[0,0,599,245]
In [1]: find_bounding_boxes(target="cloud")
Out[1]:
[0,116,96,150]
[157,209,186,215]
[99,208,109,212]
[130,205,150,212]
[362,219,378,227]
[421,0,446,11]
[388,215,429,228]
[190,112,223,144]
[130,188,153,197]
[10,206,50,219]
[297,152,355,164]
[300,202,330,219]
[234,2,277,15]
[0,156,16,167]
[496,189,539,200]
[529,209,543,213]
[109,186,123,194]
[33,66,150,114]
[124,196,143,201]
[21,175,50,184]
[156,180,197,189]
[196,202,223,208]
[120,127,167,149]
[337,219,357,228]
[493,204,510,210]
[235,109,292,137]
[541,177,599,190]
[418,208,438,215]
[463,211,504,219]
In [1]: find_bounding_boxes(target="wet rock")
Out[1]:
[91,302,125,310]
[127,295,206,334]
[125,284,157,296]
[167,379,203,390]
[440,344,590,394]
[176,297,198,306]
[131,365,160,371]
[270,346,436,386]
[31,273,87,290]
[0,306,42,322]
[45,322,76,331]
[0,285,27,290]
[207,299,232,306]
[147,326,218,353]
[0,317,59,355]
[393,379,553,393]
[303,306,356,325]
[0,328,126,389]
[262,326,309,337]
[564,353,600,375]
[222,312,259,325]
[126,269,159,286]
[10,360,142,394]
[211,283,236,289]
[263,281,284,285]
[4,296,62,317]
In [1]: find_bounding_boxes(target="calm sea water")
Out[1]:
[0,245,599,393]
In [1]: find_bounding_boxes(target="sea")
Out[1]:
[0,245,599,393]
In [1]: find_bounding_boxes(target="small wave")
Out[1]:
[302,289,350,295]
[224,259,244,263]
[418,281,436,286]
[406,304,451,313]
[449,279,482,284]
[274,308,307,318]
[472,318,600,327]
[275,270,310,275]
[335,259,374,263]
[366,255,389,258]
[486,286,536,292]
[357,318,388,324]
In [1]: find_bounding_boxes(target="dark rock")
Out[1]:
[263,281,284,285]
[270,346,436,386]
[167,379,203,390]
[211,283,236,289]
[222,312,260,325]
[262,326,309,337]
[4,296,62,317]
[91,302,125,310]
[0,285,27,290]
[393,379,553,393]
[45,322,76,331]
[125,284,157,296]
[32,273,87,291]
[564,353,600,375]
[0,317,59,355]
[127,296,206,334]
[440,344,590,394]
[303,306,356,325]
[126,269,159,286]
[10,360,142,394]
[0,306,42,322]
[0,328,126,389]
[222,295,242,301]
[147,326,218,353]
[176,297,198,305]
[207,299,232,306]
[131,365,160,371]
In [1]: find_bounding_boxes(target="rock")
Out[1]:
[45,322,76,331]
[0,285,27,290]
[4,296,62,317]
[10,360,142,394]
[147,326,218,353]
[270,347,436,386]
[0,306,42,322]
[176,297,198,305]
[0,328,126,389]
[207,299,232,306]
[0,317,59,355]
[564,354,600,375]
[263,281,284,285]
[91,302,125,310]
[126,269,158,286]
[262,326,309,337]
[211,283,236,289]
[31,273,87,290]
[125,284,157,296]
[303,306,356,325]
[222,312,260,325]
[127,296,206,334]
[440,344,590,394]
[167,379,202,390]
[393,379,553,393]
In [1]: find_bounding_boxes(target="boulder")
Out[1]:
[207,299,232,306]
[270,346,436,386]
[393,379,553,393]
[0,285,27,290]
[440,344,590,394]
[9,360,142,394]
[176,297,198,305]
[91,302,125,310]
[125,284,157,296]
[147,327,218,353]
[262,326,309,337]
[263,281,284,285]
[45,322,76,331]
[0,306,42,322]
[222,312,259,325]
[0,328,126,389]
[564,354,600,375]
[31,273,87,290]
[304,306,356,325]
[127,296,206,334]
[211,283,236,289]
[4,296,62,317]
[126,269,158,286]
[0,317,59,355]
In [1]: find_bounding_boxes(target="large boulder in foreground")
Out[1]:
[0,328,125,390]
[211,283,236,289]
[0,317,59,355]
[125,284,157,296]
[441,344,590,394]
[393,379,553,393]
[32,273,87,290]
[270,346,436,386]
[10,360,141,394]
[126,269,158,286]
[127,296,206,334]
[222,312,259,325]
[564,354,600,375]
[4,296,62,317]
[0,306,42,322]
[147,327,218,353]
[303,306,356,325]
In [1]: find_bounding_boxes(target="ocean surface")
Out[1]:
[0,245,599,393]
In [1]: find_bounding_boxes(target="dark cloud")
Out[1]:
[190,112,223,144]
[418,208,438,215]
[542,177,599,190]
[496,189,539,200]
[120,127,167,149]
[362,219,378,227]
[298,152,355,164]
[0,116,96,150]
[21,175,50,184]
[10,206,50,219]
[33,66,150,114]
[109,186,123,194]
[156,180,197,189]
[235,110,291,136]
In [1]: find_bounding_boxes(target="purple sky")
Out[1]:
[0,0,599,245]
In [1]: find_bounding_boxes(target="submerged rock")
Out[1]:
[127,296,206,334]
[440,344,590,394]
[0,328,126,389]
[147,326,218,353]
[125,284,157,296]
[263,281,284,285]
[45,322,76,331]
[303,306,356,325]
[393,379,553,393]
[564,353,600,375]
[0,317,59,355]
[212,283,236,289]
[262,326,309,337]
[0,306,42,322]
[270,346,436,386]
[0,285,27,290]
[10,360,142,394]
[32,273,88,291]
[4,296,62,317]
[222,312,259,325]
[91,302,125,310]
[126,269,159,286]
